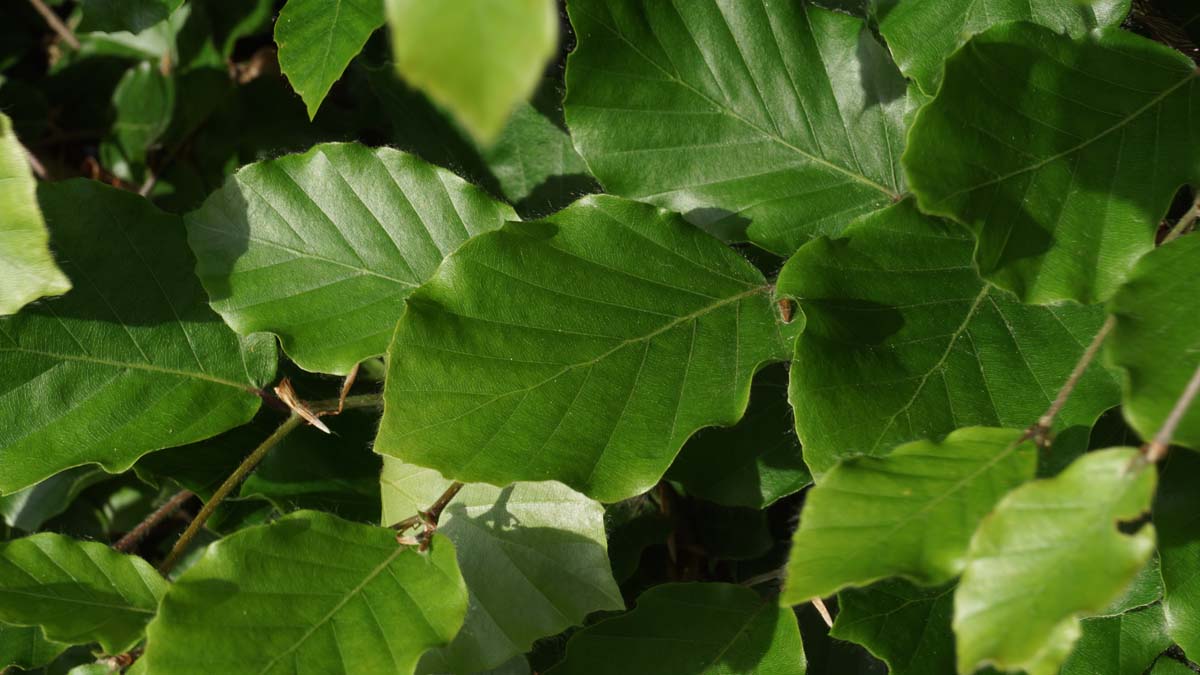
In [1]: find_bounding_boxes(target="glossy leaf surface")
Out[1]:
[186,143,514,375]
[376,196,786,501]
[142,510,468,674]
[381,461,623,673]
[565,0,908,255]
[0,180,274,494]
[905,24,1200,304]
[779,201,1117,475]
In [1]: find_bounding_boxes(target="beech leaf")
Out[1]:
[0,112,70,316]
[782,427,1035,603]
[1154,449,1200,659]
[186,143,515,376]
[1108,234,1200,450]
[904,23,1200,305]
[778,200,1118,475]
[0,180,274,495]
[564,0,909,255]
[380,461,623,674]
[141,510,468,674]
[547,583,806,675]
[831,580,957,675]
[275,0,385,119]
[0,624,66,671]
[0,533,167,653]
[375,196,786,502]
[954,448,1157,675]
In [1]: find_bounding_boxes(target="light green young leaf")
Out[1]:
[832,579,957,675]
[548,583,805,675]
[904,23,1200,305]
[564,0,908,256]
[783,427,1035,603]
[954,448,1157,675]
[0,624,68,671]
[186,143,514,376]
[1108,234,1200,450]
[375,196,787,502]
[386,0,558,144]
[873,0,1130,94]
[275,0,385,119]
[0,180,274,495]
[141,510,468,674]
[381,461,623,674]
[0,112,70,316]
[778,200,1118,475]
[0,533,167,653]
[666,364,811,509]
[111,61,174,165]
[1154,449,1200,659]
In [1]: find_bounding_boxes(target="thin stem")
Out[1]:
[1027,315,1116,444]
[1163,197,1200,244]
[812,597,834,628]
[390,481,465,551]
[114,490,193,553]
[1145,363,1200,463]
[309,392,382,414]
[27,0,80,50]
[159,414,303,574]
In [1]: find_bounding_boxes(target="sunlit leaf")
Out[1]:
[275,0,384,119]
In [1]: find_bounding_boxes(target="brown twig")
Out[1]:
[28,0,80,50]
[23,147,47,180]
[1144,363,1200,464]
[391,481,465,552]
[114,490,194,553]
[1025,315,1116,446]
[159,414,303,574]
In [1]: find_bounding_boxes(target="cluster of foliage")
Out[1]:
[0,0,1199,673]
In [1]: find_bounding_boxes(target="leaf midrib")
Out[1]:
[0,346,252,391]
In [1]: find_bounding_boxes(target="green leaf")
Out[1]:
[375,195,786,502]
[481,102,597,210]
[954,448,1157,675]
[667,363,811,509]
[564,0,908,255]
[1154,449,1200,659]
[874,0,1130,94]
[385,0,558,144]
[1152,658,1199,675]
[110,61,174,165]
[0,467,108,532]
[548,583,806,675]
[604,498,671,583]
[141,510,468,674]
[77,0,182,35]
[380,461,624,673]
[831,579,957,675]
[0,624,68,671]
[1061,603,1171,675]
[1108,234,1200,450]
[275,0,385,119]
[778,200,1118,475]
[0,112,70,315]
[0,180,274,494]
[0,533,167,653]
[783,427,1035,603]
[240,408,382,522]
[186,142,515,375]
[904,23,1199,305]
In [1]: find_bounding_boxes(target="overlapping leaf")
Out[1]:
[110,61,174,165]
[0,467,107,532]
[1154,449,1200,659]
[0,180,274,494]
[779,200,1118,475]
[905,23,1200,305]
[954,448,1157,675]
[0,624,66,671]
[141,510,468,674]
[78,0,182,34]
[275,0,384,119]
[0,533,167,653]
[782,427,1035,603]
[186,143,515,375]
[375,196,787,501]
[832,580,957,675]
[386,0,557,144]
[0,112,70,316]
[1061,603,1171,675]
[547,583,806,674]
[564,0,909,255]
[1108,234,1200,450]
[381,461,623,673]
[874,0,1130,94]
